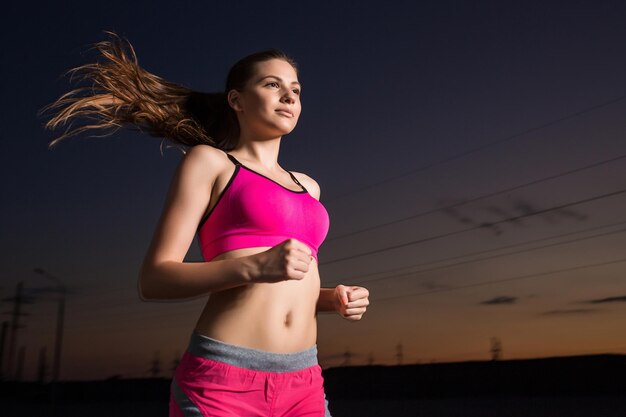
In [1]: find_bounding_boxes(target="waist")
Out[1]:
[187,331,318,372]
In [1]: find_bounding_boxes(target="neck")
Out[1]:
[233,131,283,170]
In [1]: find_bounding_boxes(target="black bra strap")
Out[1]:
[226,154,242,166]
[288,171,308,192]
[227,152,307,192]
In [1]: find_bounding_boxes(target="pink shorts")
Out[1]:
[169,332,332,417]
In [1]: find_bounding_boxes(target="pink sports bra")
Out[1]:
[197,153,330,262]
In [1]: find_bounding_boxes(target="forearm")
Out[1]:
[316,287,339,313]
[138,256,259,301]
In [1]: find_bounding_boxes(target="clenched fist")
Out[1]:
[334,284,370,321]
[252,238,313,283]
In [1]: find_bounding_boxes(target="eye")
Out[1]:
[292,88,301,95]
[266,81,280,88]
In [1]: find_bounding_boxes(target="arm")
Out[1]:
[317,287,341,312]
[138,145,313,301]
[138,145,261,301]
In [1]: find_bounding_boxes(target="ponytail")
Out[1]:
[40,31,239,151]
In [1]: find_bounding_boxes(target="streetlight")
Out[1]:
[33,268,65,382]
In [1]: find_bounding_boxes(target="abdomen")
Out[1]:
[194,247,321,352]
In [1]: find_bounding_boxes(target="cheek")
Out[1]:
[293,102,303,118]
[243,92,269,112]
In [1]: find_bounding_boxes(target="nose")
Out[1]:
[280,88,296,104]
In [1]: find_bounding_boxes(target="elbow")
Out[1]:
[138,260,180,301]
[137,264,156,301]
[137,278,149,301]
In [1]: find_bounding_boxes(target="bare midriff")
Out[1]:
[194,246,320,353]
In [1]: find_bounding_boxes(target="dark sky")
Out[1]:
[2,0,626,381]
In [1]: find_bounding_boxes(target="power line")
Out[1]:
[59,224,626,325]
[29,154,625,312]
[34,211,626,318]
[322,186,626,265]
[325,151,626,242]
[335,224,626,287]
[326,219,626,285]
[375,256,626,303]
[26,258,626,361]
[28,221,626,323]
[21,147,626,311]
[325,93,626,203]
[36,221,626,323]
[23,181,626,321]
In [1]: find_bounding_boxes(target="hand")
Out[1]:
[334,285,370,321]
[252,238,313,283]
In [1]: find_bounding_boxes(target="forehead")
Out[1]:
[252,59,298,82]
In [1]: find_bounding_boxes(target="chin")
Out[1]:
[257,117,298,137]
[271,123,298,136]
[282,125,297,134]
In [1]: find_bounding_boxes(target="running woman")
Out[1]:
[42,32,370,417]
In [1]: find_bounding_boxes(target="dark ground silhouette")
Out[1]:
[2,354,625,416]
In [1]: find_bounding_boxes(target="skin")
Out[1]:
[139,58,370,353]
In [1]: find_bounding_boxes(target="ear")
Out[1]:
[227,89,243,112]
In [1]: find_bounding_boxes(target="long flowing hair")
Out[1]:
[39,31,298,152]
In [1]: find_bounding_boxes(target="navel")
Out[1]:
[283,312,293,327]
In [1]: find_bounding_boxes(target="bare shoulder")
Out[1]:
[290,171,321,200]
[178,144,231,179]
[183,144,229,168]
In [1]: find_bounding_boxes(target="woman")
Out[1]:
[42,32,370,417]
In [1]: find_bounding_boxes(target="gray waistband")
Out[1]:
[187,331,318,372]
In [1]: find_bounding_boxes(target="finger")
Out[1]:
[287,238,312,258]
[285,249,311,269]
[293,245,311,258]
[290,258,310,273]
[344,313,364,321]
[345,307,367,316]
[338,286,350,306]
[286,265,306,280]
[297,250,312,264]
[347,287,370,302]
[345,298,370,309]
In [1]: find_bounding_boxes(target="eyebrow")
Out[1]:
[257,75,301,87]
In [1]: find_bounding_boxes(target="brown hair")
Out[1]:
[40,31,298,152]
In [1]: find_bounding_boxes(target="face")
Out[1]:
[228,58,302,138]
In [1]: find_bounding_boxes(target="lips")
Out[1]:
[275,109,294,118]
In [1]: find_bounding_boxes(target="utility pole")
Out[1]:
[0,321,8,380]
[38,346,48,384]
[396,342,403,365]
[171,351,180,377]
[490,337,502,361]
[5,281,30,380]
[33,268,66,382]
[149,351,161,378]
[342,348,352,366]
[15,346,26,382]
